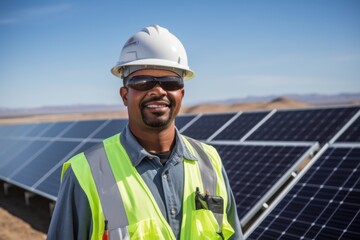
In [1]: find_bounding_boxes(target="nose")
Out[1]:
[148,82,167,96]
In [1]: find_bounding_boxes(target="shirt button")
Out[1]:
[170,208,177,215]
[163,174,168,180]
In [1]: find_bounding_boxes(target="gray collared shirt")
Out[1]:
[47,125,243,240]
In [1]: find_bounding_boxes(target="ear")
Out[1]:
[120,87,129,106]
[180,88,185,99]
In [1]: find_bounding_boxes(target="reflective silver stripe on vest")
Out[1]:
[185,137,217,196]
[84,143,130,240]
[185,137,223,234]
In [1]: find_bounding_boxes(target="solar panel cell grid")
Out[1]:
[248,146,360,239]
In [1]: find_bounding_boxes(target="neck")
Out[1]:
[129,123,176,153]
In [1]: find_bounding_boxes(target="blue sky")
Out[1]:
[0,0,359,108]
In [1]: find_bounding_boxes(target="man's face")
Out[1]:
[120,69,185,131]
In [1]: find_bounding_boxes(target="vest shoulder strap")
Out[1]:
[84,142,130,239]
[183,136,218,196]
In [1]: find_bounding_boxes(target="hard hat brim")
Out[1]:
[111,59,195,80]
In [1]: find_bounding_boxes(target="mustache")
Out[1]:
[140,96,172,108]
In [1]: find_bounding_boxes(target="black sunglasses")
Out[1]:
[125,76,184,91]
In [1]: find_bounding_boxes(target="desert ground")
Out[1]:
[0,97,355,239]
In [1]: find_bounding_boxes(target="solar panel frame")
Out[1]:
[246,143,360,239]
[208,140,320,227]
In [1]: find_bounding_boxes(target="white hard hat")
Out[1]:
[111,25,195,80]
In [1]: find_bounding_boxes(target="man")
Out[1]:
[47,25,243,240]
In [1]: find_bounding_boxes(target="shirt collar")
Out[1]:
[120,125,196,167]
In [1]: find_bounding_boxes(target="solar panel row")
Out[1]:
[0,105,359,237]
[180,106,359,144]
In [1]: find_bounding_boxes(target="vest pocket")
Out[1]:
[191,209,224,239]
[126,218,163,240]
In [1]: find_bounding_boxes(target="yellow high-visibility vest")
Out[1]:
[62,134,234,240]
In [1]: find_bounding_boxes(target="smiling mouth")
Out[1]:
[145,104,169,109]
[141,98,172,111]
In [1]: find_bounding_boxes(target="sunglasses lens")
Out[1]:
[126,77,156,91]
[126,76,183,91]
[160,77,184,91]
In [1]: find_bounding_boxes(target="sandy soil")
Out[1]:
[0,182,50,240]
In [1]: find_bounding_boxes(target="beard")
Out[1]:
[140,96,176,129]
[141,107,174,128]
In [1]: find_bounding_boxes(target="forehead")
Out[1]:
[128,69,179,78]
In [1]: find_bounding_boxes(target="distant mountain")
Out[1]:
[1,93,359,119]
[0,104,126,118]
[219,93,360,105]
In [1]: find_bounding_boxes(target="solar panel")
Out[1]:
[212,111,270,141]
[335,114,360,143]
[211,142,319,225]
[181,113,236,140]
[247,144,360,239]
[246,107,359,144]
[1,105,359,236]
